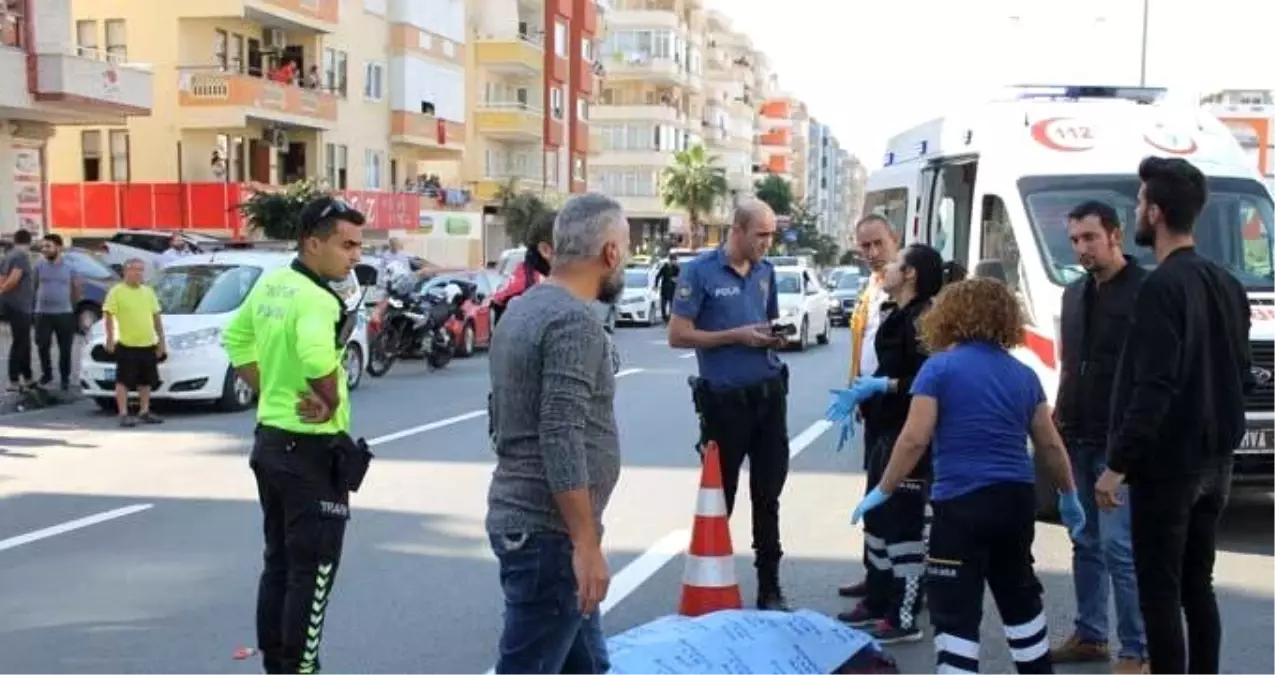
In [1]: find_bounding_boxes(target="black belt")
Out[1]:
[254,424,373,492]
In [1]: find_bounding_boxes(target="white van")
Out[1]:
[866,85,1275,494]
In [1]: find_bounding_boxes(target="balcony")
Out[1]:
[177,68,338,130]
[390,112,466,154]
[608,0,682,30]
[180,0,340,32]
[473,34,544,76]
[589,104,687,125]
[25,47,153,119]
[474,101,544,141]
[475,158,546,202]
[603,53,687,87]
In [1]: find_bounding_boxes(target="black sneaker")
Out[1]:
[139,412,164,425]
[119,416,137,428]
[838,580,868,598]
[867,619,924,644]
[837,602,884,627]
[757,588,791,611]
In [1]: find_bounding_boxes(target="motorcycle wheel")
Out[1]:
[427,332,453,369]
[366,327,399,377]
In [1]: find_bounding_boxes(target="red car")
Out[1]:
[417,269,504,357]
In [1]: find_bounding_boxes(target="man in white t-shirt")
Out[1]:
[837,214,900,612]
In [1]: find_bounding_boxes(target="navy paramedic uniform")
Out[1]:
[674,249,790,602]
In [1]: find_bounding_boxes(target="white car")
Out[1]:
[772,265,832,350]
[79,251,372,413]
[617,266,660,326]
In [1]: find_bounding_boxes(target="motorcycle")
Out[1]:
[366,278,467,377]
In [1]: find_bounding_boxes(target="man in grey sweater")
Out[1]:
[486,193,629,674]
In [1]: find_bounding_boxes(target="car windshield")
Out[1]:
[63,250,117,280]
[624,269,649,288]
[153,264,263,314]
[775,271,801,294]
[1019,175,1275,289]
[836,274,861,290]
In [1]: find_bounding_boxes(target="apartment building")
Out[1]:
[700,9,757,231]
[837,149,868,249]
[805,118,841,234]
[465,0,601,213]
[1201,88,1274,194]
[0,0,153,235]
[754,93,795,189]
[589,0,707,248]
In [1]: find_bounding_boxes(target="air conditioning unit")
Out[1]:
[264,28,285,49]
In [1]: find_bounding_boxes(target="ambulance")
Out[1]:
[865,85,1275,506]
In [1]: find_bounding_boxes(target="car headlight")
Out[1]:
[782,308,798,318]
[169,326,222,351]
[621,296,643,306]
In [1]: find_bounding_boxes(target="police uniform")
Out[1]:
[673,249,790,607]
[222,200,371,674]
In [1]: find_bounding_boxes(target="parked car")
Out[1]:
[827,269,866,327]
[772,265,832,350]
[96,229,228,280]
[79,251,372,413]
[494,246,617,333]
[617,265,660,326]
[415,269,504,356]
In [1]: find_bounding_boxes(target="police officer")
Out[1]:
[668,198,791,610]
[222,196,371,674]
[655,252,680,322]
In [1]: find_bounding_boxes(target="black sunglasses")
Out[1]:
[315,198,355,223]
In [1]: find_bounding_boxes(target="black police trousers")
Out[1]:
[861,429,929,632]
[250,426,351,674]
[927,482,1052,674]
[698,371,789,583]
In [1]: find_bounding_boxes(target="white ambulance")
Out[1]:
[865,85,1275,504]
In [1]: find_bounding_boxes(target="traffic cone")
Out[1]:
[678,440,743,617]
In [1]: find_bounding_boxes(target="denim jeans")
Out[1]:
[491,531,610,675]
[1068,441,1146,659]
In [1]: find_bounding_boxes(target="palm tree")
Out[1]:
[494,178,552,247]
[660,144,728,249]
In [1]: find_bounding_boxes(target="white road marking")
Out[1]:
[482,418,832,672]
[678,352,696,359]
[0,504,154,553]
[369,368,645,447]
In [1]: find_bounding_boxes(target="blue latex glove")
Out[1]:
[825,388,860,423]
[850,487,891,524]
[851,376,891,398]
[1058,490,1087,538]
[833,416,855,452]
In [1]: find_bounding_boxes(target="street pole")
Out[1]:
[1139,0,1149,86]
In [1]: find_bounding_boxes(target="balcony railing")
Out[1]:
[479,99,544,114]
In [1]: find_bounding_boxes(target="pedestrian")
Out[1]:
[1100,157,1254,675]
[654,252,679,322]
[486,193,629,674]
[832,244,963,643]
[668,198,793,610]
[33,233,81,391]
[489,211,554,327]
[0,228,34,389]
[156,234,190,268]
[838,214,900,607]
[1049,201,1148,673]
[221,196,370,675]
[102,258,165,426]
[852,277,1085,674]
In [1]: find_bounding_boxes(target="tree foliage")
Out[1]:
[771,202,841,266]
[753,174,794,216]
[495,179,553,247]
[237,179,329,240]
[660,144,728,248]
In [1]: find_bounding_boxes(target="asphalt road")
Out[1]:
[0,324,1270,674]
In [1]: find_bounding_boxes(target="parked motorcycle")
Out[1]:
[366,277,466,377]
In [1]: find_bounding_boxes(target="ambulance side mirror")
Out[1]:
[973,259,1007,283]
[355,264,378,287]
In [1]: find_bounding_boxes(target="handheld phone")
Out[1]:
[769,322,797,337]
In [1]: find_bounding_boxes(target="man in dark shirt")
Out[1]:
[0,229,35,389]
[1099,157,1254,675]
[654,252,679,323]
[1049,201,1147,673]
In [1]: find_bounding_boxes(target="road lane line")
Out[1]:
[482,418,833,671]
[0,504,154,553]
[368,369,645,447]
[678,352,695,359]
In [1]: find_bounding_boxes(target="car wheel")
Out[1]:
[94,397,116,413]
[76,302,101,334]
[798,317,809,352]
[457,322,476,357]
[344,343,364,391]
[817,314,831,345]
[217,367,255,412]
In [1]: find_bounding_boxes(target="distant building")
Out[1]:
[1201,89,1274,194]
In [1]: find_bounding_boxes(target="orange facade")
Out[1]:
[47,182,433,235]
[760,99,791,119]
[766,155,790,173]
[390,112,466,144]
[178,72,339,121]
[759,129,790,146]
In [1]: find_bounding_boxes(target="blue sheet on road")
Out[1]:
[606,609,878,674]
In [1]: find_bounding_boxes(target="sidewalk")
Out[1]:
[0,323,86,413]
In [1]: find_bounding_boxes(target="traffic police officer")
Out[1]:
[223,196,372,674]
[668,198,791,610]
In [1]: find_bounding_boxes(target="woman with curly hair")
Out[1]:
[851,277,1085,674]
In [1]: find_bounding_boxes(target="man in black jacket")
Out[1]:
[1049,201,1148,673]
[1099,157,1254,675]
[654,252,679,323]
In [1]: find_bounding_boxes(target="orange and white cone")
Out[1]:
[678,440,743,617]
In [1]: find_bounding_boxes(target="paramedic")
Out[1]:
[838,214,899,605]
[668,198,791,610]
[852,277,1084,674]
[837,244,962,644]
[222,196,368,674]
[1102,156,1253,674]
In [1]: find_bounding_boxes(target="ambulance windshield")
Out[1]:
[1019,175,1274,290]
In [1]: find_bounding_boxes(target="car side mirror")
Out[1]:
[973,259,1007,283]
[354,264,378,287]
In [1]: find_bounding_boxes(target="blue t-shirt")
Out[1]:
[910,341,1044,501]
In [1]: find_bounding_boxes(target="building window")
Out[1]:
[324,48,348,96]
[418,32,433,50]
[109,130,130,181]
[573,156,585,182]
[576,97,588,122]
[581,38,593,61]
[364,62,384,101]
[230,33,244,73]
[442,39,455,57]
[81,130,102,182]
[104,19,126,61]
[326,143,349,189]
[214,29,228,70]
[75,20,97,58]
[554,21,567,58]
[550,86,564,119]
[365,149,383,189]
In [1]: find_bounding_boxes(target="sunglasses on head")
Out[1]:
[316,198,355,222]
